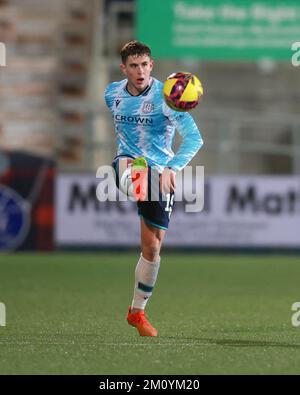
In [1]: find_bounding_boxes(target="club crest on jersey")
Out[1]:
[142,102,154,114]
[115,99,121,108]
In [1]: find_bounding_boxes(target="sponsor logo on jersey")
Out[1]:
[142,102,154,114]
[115,115,153,125]
[115,99,121,108]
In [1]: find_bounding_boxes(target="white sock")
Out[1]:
[131,254,160,310]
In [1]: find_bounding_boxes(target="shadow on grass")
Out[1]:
[164,337,300,348]
[3,332,300,349]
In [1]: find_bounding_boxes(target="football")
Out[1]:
[163,71,203,112]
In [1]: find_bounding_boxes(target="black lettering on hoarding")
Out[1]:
[263,194,282,215]
[226,185,300,215]
[226,185,258,213]
[68,184,100,211]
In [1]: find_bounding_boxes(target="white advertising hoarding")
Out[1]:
[56,174,300,248]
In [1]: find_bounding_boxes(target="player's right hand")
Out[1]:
[160,168,176,195]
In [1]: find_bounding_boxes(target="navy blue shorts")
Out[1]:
[112,155,175,230]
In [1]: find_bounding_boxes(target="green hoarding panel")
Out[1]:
[137,0,300,60]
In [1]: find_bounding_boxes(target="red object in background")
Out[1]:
[0,150,56,251]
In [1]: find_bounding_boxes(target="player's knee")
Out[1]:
[143,237,161,261]
[143,247,160,262]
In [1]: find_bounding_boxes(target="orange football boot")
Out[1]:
[127,307,158,337]
[131,157,148,202]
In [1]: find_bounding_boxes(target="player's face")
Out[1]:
[120,54,154,95]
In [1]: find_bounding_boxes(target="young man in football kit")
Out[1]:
[104,41,203,337]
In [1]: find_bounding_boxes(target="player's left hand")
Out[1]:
[160,168,176,194]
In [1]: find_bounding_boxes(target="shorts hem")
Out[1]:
[139,215,168,230]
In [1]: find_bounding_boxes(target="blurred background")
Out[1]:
[1,0,300,251]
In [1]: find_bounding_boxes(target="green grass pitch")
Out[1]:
[0,253,300,375]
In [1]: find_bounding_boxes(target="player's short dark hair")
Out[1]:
[120,41,151,64]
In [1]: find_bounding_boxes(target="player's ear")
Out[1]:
[150,59,154,71]
[120,63,127,76]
